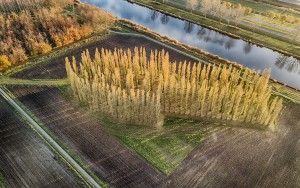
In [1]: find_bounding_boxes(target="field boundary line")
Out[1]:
[0,87,101,188]
[0,77,69,86]
[272,90,300,104]
[110,30,208,64]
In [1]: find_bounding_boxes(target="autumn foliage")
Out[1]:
[0,0,114,71]
[66,48,283,129]
[0,55,11,71]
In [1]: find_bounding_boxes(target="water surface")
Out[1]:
[84,0,300,90]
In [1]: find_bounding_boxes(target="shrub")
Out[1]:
[0,55,11,71]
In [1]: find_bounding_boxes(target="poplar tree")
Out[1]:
[66,47,283,130]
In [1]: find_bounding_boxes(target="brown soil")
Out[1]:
[13,33,195,80]
[0,97,83,188]
[162,102,300,188]
[9,86,165,187]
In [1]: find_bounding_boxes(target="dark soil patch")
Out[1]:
[162,102,300,187]
[9,86,165,188]
[13,33,195,80]
[0,97,83,188]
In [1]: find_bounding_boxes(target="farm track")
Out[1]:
[8,86,165,187]
[162,103,300,187]
[0,97,83,188]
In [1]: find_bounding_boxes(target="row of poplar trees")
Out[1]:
[66,47,283,129]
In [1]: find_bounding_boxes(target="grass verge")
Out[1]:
[0,173,5,188]
[100,117,219,175]
[0,77,69,86]
[271,83,300,104]
[128,0,300,59]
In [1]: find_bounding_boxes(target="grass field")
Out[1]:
[101,117,220,174]
[0,173,5,188]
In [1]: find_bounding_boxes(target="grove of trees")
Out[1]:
[0,0,115,71]
[66,48,283,129]
[0,0,49,12]
[183,0,252,23]
[264,11,299,24]
[198,0,252,23]
[186,0,298,25]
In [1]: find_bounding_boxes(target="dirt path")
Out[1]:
[9,86,165,187]
[163,102,300,187]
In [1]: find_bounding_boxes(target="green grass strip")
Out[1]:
[101,117,219,175]
[0,173,6,188]
[0,77,69,86]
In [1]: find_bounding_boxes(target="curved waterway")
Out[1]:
[83,0,300,90]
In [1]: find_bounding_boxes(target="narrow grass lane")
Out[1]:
[0,77,69,86]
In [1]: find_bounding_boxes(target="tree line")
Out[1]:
[187,0,298,25]
[66,48,283,129]
[264,11,299,24]
[0,0,49,12]
[196,0,252,24]
[0,0,115,71]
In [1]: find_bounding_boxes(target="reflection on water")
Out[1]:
[276,55,300,74]
[83,0,300,90]
[161,14,169,25]
[243,43,252,54]
[151,11,158,21]
[184,21,194,33]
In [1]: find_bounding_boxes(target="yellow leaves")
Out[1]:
[0,0,114,71]
[0,55,11,71]
[66,47,283,129]
[32,42,52,55]
[126,69,135,90]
